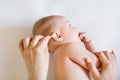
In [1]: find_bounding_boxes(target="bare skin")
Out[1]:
[53,33,99,80]
[86,51,117,80]
[19,34,56,80]
[33,16,100,80]
[18,35,118,80]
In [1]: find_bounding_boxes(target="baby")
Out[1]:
[33,15,100,80]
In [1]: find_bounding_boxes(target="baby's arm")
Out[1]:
[79,32,97,53]
[65,44,100,70]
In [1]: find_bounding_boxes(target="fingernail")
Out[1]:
[87,57,91,63]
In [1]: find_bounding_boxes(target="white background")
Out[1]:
[0,0,120,80]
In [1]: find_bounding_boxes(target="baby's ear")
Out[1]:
[52,33,63,42]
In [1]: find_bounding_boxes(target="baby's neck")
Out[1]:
[50,42,64,54]
[51,42,81,54]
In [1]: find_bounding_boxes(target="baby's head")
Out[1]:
[33,15,80,53]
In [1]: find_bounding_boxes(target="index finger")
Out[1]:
[37,33,57,48]
[95,51,109,65]
[37,36,51,48]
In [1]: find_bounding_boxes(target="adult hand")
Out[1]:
[86,50,117,80]
[19,34,56,80]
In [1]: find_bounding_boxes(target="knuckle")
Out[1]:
[103,50,110,55]
[104,61,110,66]
[33,47,41,53]
[104,51,109,54]
[97,52,103,56]
[104,51,111,56]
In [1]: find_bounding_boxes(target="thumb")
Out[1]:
[86,57,100,79]
[37,33,57,48]
[37,35,51,48]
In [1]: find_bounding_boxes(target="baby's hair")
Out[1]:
[33,15,64,36]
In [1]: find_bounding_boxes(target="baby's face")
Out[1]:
[51,17,80,43]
